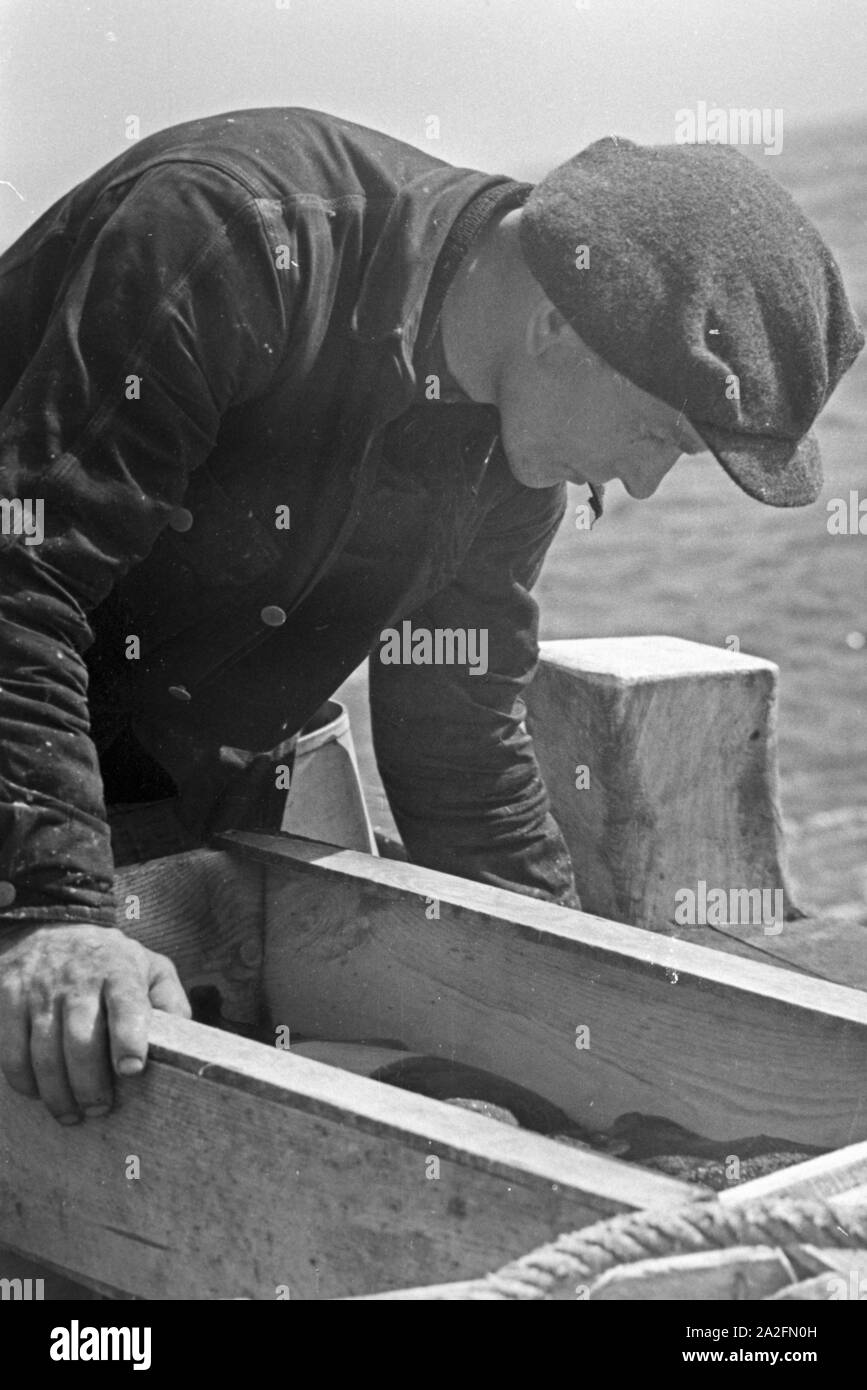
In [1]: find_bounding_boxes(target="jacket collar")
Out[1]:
[350,168,531,379]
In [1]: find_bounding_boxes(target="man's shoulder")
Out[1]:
[85,107,456,204]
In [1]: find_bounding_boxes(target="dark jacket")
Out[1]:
[0,107,581,928]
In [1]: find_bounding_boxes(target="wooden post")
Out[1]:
[526,635,801,934]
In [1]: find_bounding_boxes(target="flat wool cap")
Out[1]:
[519,137,865,505]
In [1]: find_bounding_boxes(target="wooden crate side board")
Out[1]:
[352,1141,867,1301]
[216,832,867,1151]
[114,849,266,1026]
[723,1140,867,1207]
[0,1014,696,1301]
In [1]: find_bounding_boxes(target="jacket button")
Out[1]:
[168,685,192,701]
[168,507,194,532]
[0,881,16,908]
[260,605,287,627]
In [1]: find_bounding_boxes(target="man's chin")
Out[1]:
[506,454,574,488]
[504,457,551,488]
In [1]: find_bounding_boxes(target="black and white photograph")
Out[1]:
[0,0,866,1341]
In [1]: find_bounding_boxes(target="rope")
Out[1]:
[448,1196,867,1300]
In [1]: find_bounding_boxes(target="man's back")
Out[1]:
[0,105,488,391]
[0,107,564,927]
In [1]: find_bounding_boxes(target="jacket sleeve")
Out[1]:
[0,167,292,929]
[369,475,580,908]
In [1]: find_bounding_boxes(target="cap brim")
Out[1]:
[695,426,823,507]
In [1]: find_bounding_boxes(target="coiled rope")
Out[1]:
[436,1196,867,1300]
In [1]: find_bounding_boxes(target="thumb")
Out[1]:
[147,956,192,1018]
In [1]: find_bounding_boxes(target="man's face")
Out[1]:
[497,323,707,495]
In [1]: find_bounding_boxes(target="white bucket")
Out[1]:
[280,700,379,855]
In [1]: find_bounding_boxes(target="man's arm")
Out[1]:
[369,468,580,907]
[0,164,293,1116]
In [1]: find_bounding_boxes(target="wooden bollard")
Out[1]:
[526,636,802,934]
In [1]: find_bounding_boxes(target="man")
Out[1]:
[0,109,861,1123]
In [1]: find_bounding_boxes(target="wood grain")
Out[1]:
[722,1140,867,1206]
[219,831,867,1151]
[769,1273,842,1300]
[114,848,265,1026]
[587,1246,796,1301]
[702,910,867,991]
[0,1013,695,1301]
[526,637,802,933]
[354,1142,867,1300]
[360,1248,798,1302]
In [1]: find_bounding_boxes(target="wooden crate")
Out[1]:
[1,832,866,1299]
[1,637,863,1299]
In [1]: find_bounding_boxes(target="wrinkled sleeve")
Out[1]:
[0,167,292,928]
[369,476,580,907]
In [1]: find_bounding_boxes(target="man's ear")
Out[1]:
[524,297,576,360]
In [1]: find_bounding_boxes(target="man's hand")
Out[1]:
[0,924,191,1123]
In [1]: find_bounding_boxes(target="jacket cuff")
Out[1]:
[0,903,117,932]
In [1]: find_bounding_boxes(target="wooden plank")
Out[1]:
[834,1183,867,1208]
[769,1273,840,1300]
[220,831,867,1151]
[0,1246,108,1301]
[361,1247,825,1303]
[587,1246,796,1301]
[704,912,867,990]
[114,848,265,1027]
[0,1012,696,1301]
[357,1141,867,1300]
[722,1141,867,1206]
[785,1244,867,1284]
[349,1280,497,1300]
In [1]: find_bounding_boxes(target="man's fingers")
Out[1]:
[63,993,114,1115]
[0,932,188,1117]
[104,974,151,1078]
[147,956,192,1018]
[29,1004,79,1122]
[0,985,38,1097]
